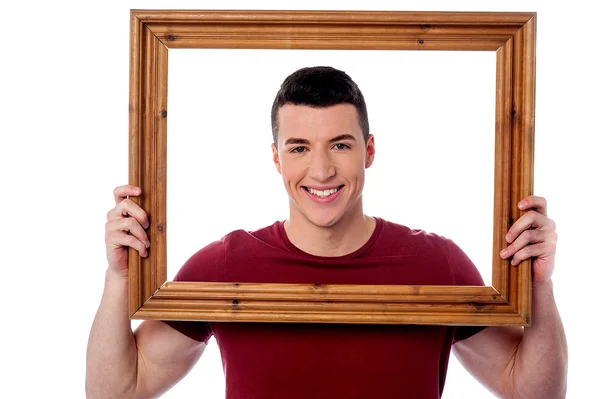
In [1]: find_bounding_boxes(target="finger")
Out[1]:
[113,185,142,205]
[518,195,547,216]
[509,242,552,266]
[106,217,150,249]
[106,230,149,257]
[106,199,150,229]
[500,229,548,260]
[505,210,547,243]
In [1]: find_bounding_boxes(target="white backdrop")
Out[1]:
[166,48,496,284]
[1,1,598,398]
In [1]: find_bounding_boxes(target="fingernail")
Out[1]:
[146,241,150,248]
[518,202,525,209]
[500,249,508,257]
[505,233,512,242]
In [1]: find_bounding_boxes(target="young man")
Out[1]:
[87,67,567,398]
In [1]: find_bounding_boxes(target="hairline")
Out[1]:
[272,102,369,149]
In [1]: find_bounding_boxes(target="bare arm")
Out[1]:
[453,196,568,398]
[85,185,206,398]
[453,279,567,398]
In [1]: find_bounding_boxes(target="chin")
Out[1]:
[303,211,344,228]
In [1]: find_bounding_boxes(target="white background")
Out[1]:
[167,48,496,284]
[1,1,598,398]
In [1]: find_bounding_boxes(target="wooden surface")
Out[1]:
[128,10,536,326]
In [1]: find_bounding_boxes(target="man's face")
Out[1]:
[272,103,375,228]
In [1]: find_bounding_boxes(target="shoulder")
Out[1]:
[377,218,483,285]
[377,217,450,254]
[173,221,281,282]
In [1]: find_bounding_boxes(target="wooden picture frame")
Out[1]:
[128,10,536,326]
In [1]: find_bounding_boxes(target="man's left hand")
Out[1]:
[500,195,558,285]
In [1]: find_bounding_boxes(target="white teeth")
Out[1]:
[308,187,339,197]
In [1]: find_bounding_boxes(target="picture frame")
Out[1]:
[128,9,536,326]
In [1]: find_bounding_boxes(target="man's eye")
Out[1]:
[291,146,306,153]
[333,143,350,150]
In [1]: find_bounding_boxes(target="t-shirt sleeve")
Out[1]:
[162,239,228,343]
[443,238,489,343]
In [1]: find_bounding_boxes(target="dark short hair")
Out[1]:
[270,66,370,148]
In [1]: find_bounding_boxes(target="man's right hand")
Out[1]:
[104,184,150,276]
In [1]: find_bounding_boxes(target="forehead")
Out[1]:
[277,103,361,140]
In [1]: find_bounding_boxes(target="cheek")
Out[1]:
[280,162,303,186]
[345,161,365,181]
[348,166,367,193]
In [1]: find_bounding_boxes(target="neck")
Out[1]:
[284,202,376,257]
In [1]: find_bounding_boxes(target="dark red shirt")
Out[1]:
[166,217,485,398]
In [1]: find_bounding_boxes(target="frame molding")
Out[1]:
[128,10,536,326]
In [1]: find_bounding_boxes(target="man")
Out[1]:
[86,66,567,398]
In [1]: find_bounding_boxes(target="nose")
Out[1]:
[309,149,336,182]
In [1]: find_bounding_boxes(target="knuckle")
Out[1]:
[132,238,142,250]
[512,255,522,265]
[126,217,138,228]
[517,247,530,260]
[105,219,116,233]
[125,234,137,247]
[133,238,146,253]
[105,230,118,244]
[541,242,552,254]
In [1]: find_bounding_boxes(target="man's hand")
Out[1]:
[104,184,151,277]
[499,195,558,285]
[454,195,567,399]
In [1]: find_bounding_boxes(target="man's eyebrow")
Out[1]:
[329,134,357,143]
[283,138,310,146]
[283,134,357,146]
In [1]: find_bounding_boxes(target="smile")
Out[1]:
[302,185,344,199]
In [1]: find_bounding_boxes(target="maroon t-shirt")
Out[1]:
[165,217,486,398]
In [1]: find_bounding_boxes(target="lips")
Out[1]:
[302,185,344,203]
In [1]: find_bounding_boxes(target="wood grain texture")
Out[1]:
[492,39,513,299]
[129,16,169,315]
[128,11,143,315]
[128,10,536,325]
[138,10,529,51]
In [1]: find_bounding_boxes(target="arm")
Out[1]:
[86,185,206,399]
[453,280,567,398]
[453,196,568,399]
[86,269,206,399]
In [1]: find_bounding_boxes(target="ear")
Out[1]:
[365,134,375,169]
[272,143,282,174]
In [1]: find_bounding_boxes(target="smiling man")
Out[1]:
[273,101,376,256]
[87,66,568,399]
